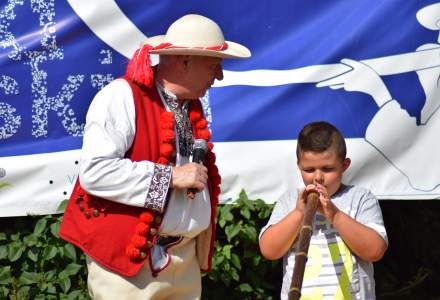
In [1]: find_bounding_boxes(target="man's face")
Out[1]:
[184,56,223,98]
[297,149,350,197]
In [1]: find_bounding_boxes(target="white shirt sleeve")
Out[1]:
[79,79,170,208]
[259,189,297,240]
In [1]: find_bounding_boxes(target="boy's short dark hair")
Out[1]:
[296,121,347,160]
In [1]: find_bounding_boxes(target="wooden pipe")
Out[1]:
[288,191,319,300]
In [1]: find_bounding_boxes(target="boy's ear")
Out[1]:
[342,158,351,172]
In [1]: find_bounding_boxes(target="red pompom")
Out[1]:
[157,157,169,165]
[160,143,174,157]
[140,211,154,223]
[206,151,216,164]
[210,175,221,187]
[161,129,175,143]
[195,119,208,129]
[211,185,221,198]
[125,44,154,88]
[126,245,142,259]
[131,235,147,248]
[135,222,150,236]
[208,164,219,176]
[161,112,175,123]
[161,119,175,130]
[189,110,202,123]
[197,129,211,140]
[207,142,214,151]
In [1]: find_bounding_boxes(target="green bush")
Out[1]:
[0,200,88,300]
[201,190,281,300]
[1,192,440,299]
[0,190,280,300]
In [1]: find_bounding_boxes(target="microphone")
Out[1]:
[186,139,208,199]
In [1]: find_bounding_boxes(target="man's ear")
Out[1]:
[342,158,351,172]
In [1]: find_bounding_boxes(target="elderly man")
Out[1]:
[60,14,250,299]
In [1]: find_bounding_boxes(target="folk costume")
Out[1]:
[60,14,251,300]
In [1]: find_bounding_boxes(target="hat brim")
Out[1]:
[145,35,251,59]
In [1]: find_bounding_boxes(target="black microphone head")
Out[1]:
[192,139,208,163]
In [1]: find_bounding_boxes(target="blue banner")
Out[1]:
[1,0,439,216]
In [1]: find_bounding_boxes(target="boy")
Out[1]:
[259,121,388,299]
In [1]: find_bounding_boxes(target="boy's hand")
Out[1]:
[314,183,340,222]
[295,185,316,214]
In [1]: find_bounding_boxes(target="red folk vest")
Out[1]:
[60,79,217,277]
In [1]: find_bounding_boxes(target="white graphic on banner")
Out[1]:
[316,4,440,191]
[0,0,118,216]
[0,0,117,140]
[0,75,21,139]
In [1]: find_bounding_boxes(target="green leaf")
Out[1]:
[253,255,262,266]
[0,233,6,241]
[50,221,61,238]
[63,244,77,261]
[238,189,249,201]
[10,233,20,241]
[23,233,38,247]
[34,218,48,236]
[218,218,226,228]
[0,266,12,285]
[225,224,241,242]
[19,271,40,285]
[59,276,72,293]
[68,289,85,299]
[27,248,39,262]
[238,283,253,293]
[243,225,257,242]
[44,270,57,281]
[229,267,240,282]
[219,206,234,223]
[46,282,57,294]
[17,286,31,299]
[43,245,58,260]
[213,254,224,266]
[221,245,233,259]
[231,253,242,270]
[0,286,10,298]
[57,199,69,212]
[0,245,7,260]
[8,243,24,262]
[240,207,251,220]
[64,263,83,276]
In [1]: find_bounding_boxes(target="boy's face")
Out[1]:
[297,149,351,197]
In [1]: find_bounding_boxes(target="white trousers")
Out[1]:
[86,238,201,300]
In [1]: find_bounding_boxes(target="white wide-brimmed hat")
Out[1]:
[146,14,251,59]
[417,3,440,30]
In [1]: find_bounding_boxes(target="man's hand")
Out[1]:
[171,163,208,192]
